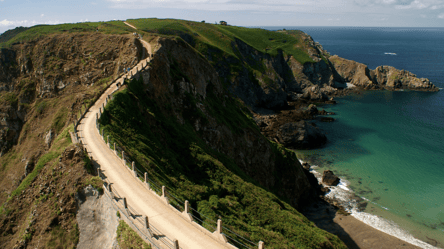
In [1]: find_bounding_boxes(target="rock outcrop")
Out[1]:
[322,170,340,186]
[276,121,327,149]
[329,55,439,91]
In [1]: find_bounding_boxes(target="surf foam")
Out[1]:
[299,159,440,249]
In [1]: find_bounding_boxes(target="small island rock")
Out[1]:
[322,170,340,186]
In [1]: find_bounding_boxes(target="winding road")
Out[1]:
[77,25,230,249]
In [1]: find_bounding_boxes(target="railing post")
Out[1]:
[259,241,264,249]
[144,172,150,190]
[217,219,222,234]
[108,184,114,199]
[185,200,189,214]
[162,186,166,197]
[97,168,101,178]
[173,239,179,249]
[114,142,116,153]
[123,197,130,217]
[107,135,109,146]
[132,161,136,177]
[144,215,153,237]
[99,107,101,114]
[122,151,125,166]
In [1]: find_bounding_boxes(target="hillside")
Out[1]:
[0,18,438,248]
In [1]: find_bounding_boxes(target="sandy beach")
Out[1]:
[302,199,422,249]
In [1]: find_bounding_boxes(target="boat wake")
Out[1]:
[385,52,397,55]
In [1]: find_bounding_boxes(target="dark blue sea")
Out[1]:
[261,26,444,248]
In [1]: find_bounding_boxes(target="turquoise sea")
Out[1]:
[262,27,444,248]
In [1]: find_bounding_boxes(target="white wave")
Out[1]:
[299,160,440,249]
[384,52,397,55]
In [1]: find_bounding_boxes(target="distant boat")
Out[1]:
[384,52,397,55]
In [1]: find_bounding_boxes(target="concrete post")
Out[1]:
[108,184,114,199]
[259,241,264,249]
[122,151,125,164]
[99,107,102,114]
[96,113,98,121]
[132,161,136,177]
[114,142,116,153]
[185,200,190,214]
[97,168,101,178]
[217,219,222,234]
[162,186,166,198]
[144,216,153,237]
[107,135,109,146]
[144,172,150,190]
[102,103,104,110]
[123,197,130,217]
[173,239,179,249]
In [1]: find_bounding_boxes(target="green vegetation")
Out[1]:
[0,124,73,214]
[117,220,151,249]
[51,107,68,134]
[45,223,79,249]
[0,92,18,107]
[0,21,133,48]
[85,176,104,194]
[0,26,30,44]
[127,18,314,64]
[98,77,345,248]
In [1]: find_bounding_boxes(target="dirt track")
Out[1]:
[77,33,229,249]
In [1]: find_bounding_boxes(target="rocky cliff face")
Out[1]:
[330,55,439,91]
[144,37,313,207]
[199,31,342,111]
[0,33,142,155]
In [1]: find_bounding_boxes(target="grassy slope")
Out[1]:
[0,21,133,48]
[98,77,346,249]
[126,18,314,64]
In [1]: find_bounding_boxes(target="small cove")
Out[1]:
[262,26,444,247]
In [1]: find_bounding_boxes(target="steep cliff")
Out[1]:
[0,32,142,155]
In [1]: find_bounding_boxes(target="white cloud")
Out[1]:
[105,0,347,12]
[438,12,444,17]
[0,19,61,27]
[395,0,444,9]
[41,14,45,17]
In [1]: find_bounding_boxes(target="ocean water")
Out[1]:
[261,27,444,248]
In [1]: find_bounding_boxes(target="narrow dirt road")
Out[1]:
[77,28,229,249]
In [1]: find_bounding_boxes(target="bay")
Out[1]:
[260,26,444,248]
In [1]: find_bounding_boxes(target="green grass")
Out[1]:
[126,18,314,64]
[117,220,151,249]
[0,124,73,214]
[45,223,79,249]
[0,21,133,48]
[98,77,346,248]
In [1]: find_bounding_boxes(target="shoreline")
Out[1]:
[301,160,441,249]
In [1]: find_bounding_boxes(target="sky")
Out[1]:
[1,0,444,34]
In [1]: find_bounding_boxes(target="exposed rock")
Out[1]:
[302,85,328,101]
[44,130,54,148]
[330,55,439,91]
[24,160,34,176]
[322,170,340,186]
[76,185,119,249]
[275,121,327,149]
[320,117,335,122]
